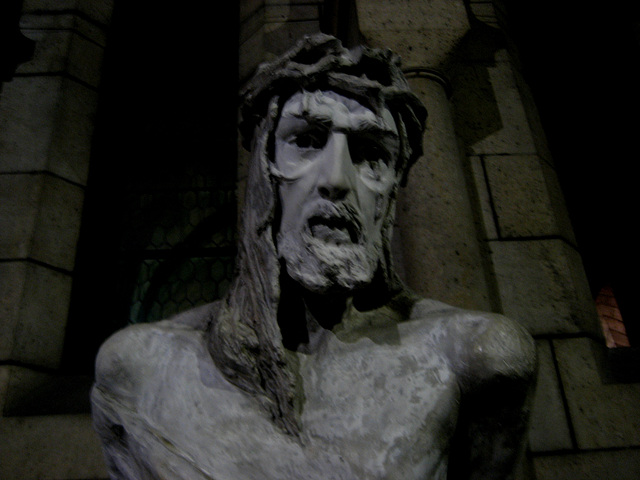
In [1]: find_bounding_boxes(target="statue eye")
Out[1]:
[292,128,327,149]
[350,137,390,166]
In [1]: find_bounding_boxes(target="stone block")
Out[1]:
[484,154,575,241]
[533,448,640,480]
[355,0,469,68]
[264,20,321,57]
[241,0,264,23]
[0,414,108,480]
[508,61,555,167]
[359,28,472,70]
[18,20,106,87]
[0,173,84,271]
[554,338,640,449]
[241,0,266,44]
[2,365,93,416]
[0,261,73,368]
[453,61,537,156]
[47,78,99,184]
[265,3,320,23]
[0,77,60,173]
[0,174,41,260]
[30,175,84,272]
[356,0,469,32]
[540,160,575,242]
[490,239,598,335]
[20,12,108,47]
[0,366,9,413]
[528,340,573,452]
[22,0,115,25]
[469,155,498,239]
[468,1,499,27]
[397,78,494,311]
[240,25,266,81]
[0,76,98,185]
[0,262,27,360]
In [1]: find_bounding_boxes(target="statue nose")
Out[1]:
[317,133,354,201]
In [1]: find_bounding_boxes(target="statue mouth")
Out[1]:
[308,214,360,244]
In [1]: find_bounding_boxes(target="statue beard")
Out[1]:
[276,222,382,295]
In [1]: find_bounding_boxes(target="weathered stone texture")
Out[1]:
[533,448,640,480]
[0,76,98,185]
[22,0,115,25]
[0,174,83,271]
[490,239,598,335]
[0,414,108,480]
[397,77,494,311]
[528,340,573,452]
[554,338,640,449]
[0,261,72,368]
[18,15,107,87]
[483,155,575,241]
[454,60,537,156]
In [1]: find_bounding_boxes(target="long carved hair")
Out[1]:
[207,34,427,435]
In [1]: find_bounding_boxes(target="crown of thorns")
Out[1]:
[239,34,427,175]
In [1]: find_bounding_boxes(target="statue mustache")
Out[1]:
[305,201,363,243]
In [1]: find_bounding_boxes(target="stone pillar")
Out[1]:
[356,0,495,310]
[0,2,113,478]
[1,0,112,372]
[397,69,496,310]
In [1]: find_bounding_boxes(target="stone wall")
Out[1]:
[0,1,113,478]
[355,1,640,479]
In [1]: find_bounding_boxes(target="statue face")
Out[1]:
[273,90,400,293]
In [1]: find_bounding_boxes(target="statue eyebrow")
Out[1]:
[286,110,398,137]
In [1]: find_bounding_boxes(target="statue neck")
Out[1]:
[278,274,352,353]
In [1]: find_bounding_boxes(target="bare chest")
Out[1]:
[297,338,459,479]
[129,338,459,479]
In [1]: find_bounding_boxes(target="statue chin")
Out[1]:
[277,232,379,294]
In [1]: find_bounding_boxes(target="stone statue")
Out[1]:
[91,34,536,480]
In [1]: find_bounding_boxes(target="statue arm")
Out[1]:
[447,314,537,480]
[91,327,158,480]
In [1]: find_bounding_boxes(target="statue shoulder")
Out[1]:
[93,302,220,394]
[450,309,536,392]
[408,299,536,391]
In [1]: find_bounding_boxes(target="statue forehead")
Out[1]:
[279,90,398,134]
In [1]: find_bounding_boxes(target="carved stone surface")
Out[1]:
[91,34,536,480]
